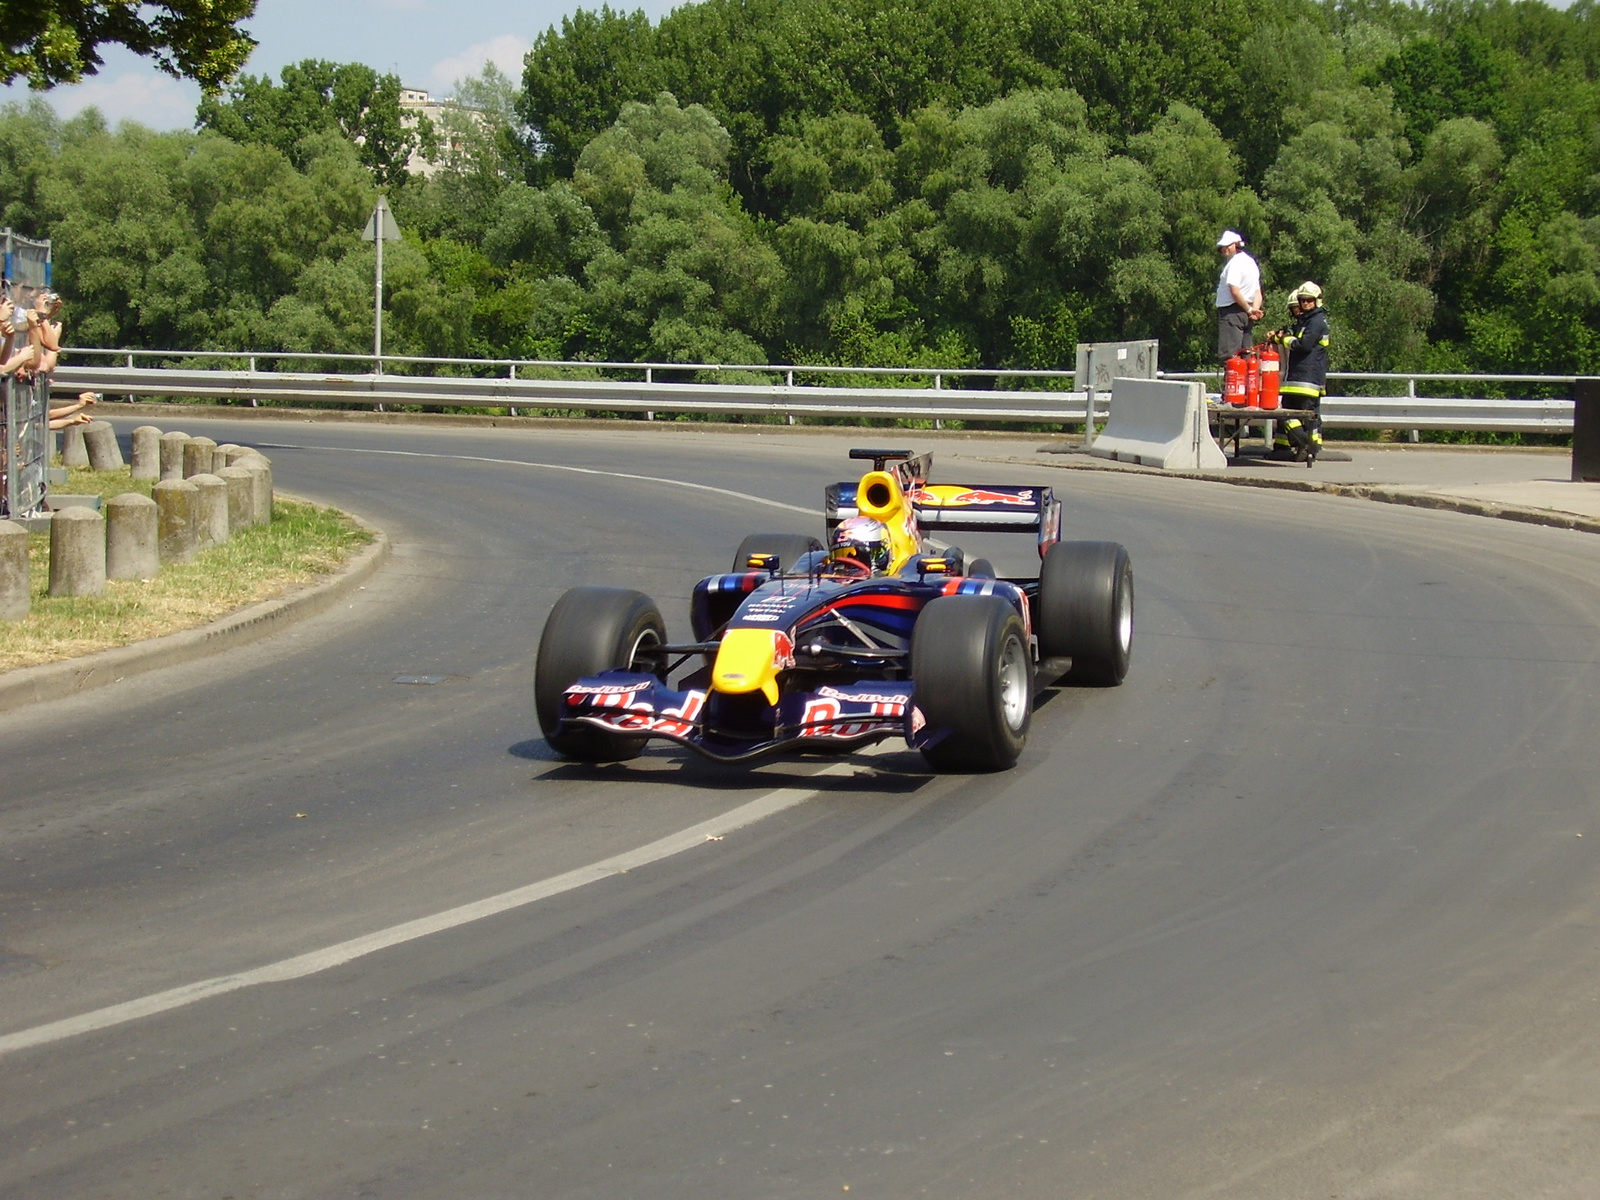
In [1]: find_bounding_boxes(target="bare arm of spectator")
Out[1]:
[48,391,98,421]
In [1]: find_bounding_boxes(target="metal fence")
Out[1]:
[0,229,53,518]
[2,376,49,518]
[50,347,1585,434]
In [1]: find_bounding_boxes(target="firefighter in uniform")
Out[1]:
[1270,281,1329,464]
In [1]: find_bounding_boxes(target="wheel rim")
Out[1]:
[627,626,665,677]
[1115,566,1133,655]
[997,632,1029,732]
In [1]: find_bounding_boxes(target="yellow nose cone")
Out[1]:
[711,628,788,705]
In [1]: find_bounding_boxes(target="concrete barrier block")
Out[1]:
[0,519,28,621]
[1090,378,1228,472]
[130,425,162,481]
[83,420,124,471]
[154,478,200,563]
[159,431,190,481]
[190,473,229,548]
[61,423,90,469]
[223,445,256,466]
[48,506,107,597]
[239,455,273,524]
[217,465,255,530]
[105,492,159,580]
[183,436,218,479]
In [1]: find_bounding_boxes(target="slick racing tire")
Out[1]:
[912,594,1031,772]
[536,586,667,762]
[732,533,824,575]
[1037,540,1132,687]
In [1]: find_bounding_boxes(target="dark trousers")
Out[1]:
[1217,305,1253,363]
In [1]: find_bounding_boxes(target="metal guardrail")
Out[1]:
[50,350,1586,433]
[50,365,1089,423]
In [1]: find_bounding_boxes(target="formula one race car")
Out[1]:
[535,449,1132,771]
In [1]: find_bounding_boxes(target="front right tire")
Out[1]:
[1036,541,1132,686]
[535,586,666,762]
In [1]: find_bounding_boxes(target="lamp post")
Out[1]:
[361,196,402,374]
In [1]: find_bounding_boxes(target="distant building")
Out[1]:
[398,87,480,177]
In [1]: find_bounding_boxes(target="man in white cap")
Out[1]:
[1214,230,1263,364]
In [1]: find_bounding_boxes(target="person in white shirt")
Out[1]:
[1214,230,1263,364]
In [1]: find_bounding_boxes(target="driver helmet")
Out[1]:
[830,516,891,574]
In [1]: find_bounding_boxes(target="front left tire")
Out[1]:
[912,594,1032,772]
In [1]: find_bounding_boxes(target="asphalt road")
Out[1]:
[4,419,1600,1199]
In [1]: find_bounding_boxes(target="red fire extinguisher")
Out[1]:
[1224,352,1248,406]
[1256,342,1281,410]
[1244,348,1261,408]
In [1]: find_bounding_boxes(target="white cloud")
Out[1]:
[12,69,201,132]
[425,34,528,95]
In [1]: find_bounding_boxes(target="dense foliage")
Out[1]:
[2,0,1599,376]
[1,0,257,90]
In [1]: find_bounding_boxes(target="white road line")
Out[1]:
[258,445,817,516]
[0,766,851,1058]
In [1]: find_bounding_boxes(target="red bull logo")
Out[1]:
[910,487,1034,507]
[773,631,796,671]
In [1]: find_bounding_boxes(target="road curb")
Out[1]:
[962,450,1600,538]
[0,508,389,715]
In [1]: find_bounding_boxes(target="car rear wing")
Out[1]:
[826,478,1062,556]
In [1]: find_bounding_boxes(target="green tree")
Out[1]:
[197,59,426,187]
[572,93,783,364]
[2,0,256,90]
[519,5,662,180]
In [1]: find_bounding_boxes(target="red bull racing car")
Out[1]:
[535,449,1132,771]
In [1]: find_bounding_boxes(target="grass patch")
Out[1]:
[0,482,373,673]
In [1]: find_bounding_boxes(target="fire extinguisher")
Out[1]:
[1244,348,1261,408]
[1256,342,1281,410]
[1224,352,1248,406]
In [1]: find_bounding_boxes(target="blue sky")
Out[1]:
[2,0,681,130]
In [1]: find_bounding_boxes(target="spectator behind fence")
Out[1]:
[2,291,66,384]
[31,291,62,375]
[0,294,36,377]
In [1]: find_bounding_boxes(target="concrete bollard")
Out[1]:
[48,506,107,597]
[223,445,257,467]
[61,423,90,469]
[154,478,200,563]
[211,444,232,473]
[239,454,273,524]
[130,426,162,481]
[183,436,218,479]
[105,493,159,580]
[190,473,229,548]
[0,519,28,620]
[217,465,255,531]
[83,421,124,471]
[159,431,190,481]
